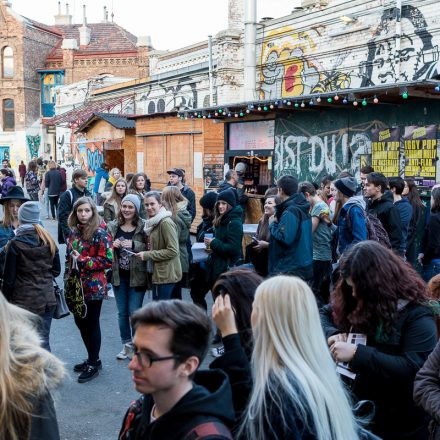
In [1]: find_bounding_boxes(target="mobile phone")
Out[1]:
[252,235,258,242]
[123,248,136,256]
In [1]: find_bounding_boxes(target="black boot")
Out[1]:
[78,365,99,383]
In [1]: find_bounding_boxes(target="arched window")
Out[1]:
[147,101,156,114]
[2,47,14,78]
[157,98,165,113]
[3,99,15,131]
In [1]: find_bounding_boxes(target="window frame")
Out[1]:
[2,46,14,78]
[3,99,15,131]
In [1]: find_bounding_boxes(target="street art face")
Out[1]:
[26,135,41,158]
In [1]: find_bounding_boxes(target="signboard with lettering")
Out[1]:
[371,128,400,177]
[229,120,275,151]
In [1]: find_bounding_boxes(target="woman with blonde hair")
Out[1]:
[104,167,122,191]
[103,177,128,223]
[2,201,60,352]
[161,185,192,299]
[0,292,65,440]
[212,275,364,439]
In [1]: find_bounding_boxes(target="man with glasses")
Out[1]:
[119,300,234,440]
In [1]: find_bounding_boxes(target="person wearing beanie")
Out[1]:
[204,188,243,288]
[2,200,61,351]
[107,192,148,361]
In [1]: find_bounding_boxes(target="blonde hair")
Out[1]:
[242,276,360,440]
[109,168,120,178]
[0,292,65,440]
[2,199,22,228]
[106,177,128,209]
[47,160,56,170]
[161,186,187,221]
[68,197,101,241]
[34,224,57,257]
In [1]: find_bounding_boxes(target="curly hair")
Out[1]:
[332,241,429,338]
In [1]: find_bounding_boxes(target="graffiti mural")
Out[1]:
[26,135,41,158]
[0,146,10,163]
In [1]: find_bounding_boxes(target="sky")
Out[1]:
[11,0,297,51]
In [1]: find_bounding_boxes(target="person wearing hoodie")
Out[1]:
[118,300,234,440]
[204,188,243,289]
[2,201,61,351]
[332,176,368,256]
[93,163,109,205]
[268,175,313,281]
[365,172,403,254]
[160,186,192,300]
[0,168,16,198]
[389,177,413,257]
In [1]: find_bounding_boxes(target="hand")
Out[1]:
[418,253,424,264]
[204,237,213,246]
[113,239,122,249]
[122,239,132,248]
[71,250,80,258]
[320,212,332,225]
[212,294,238,338]
[330,341,357,363]
[135,252,146,261]
[327,333,347,346]
[254,240,269,252]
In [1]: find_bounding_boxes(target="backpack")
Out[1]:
[346,206,392,248]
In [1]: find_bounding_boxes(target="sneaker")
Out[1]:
[73,359,102,373]
[116,344,129,360]
[125,342,134,360]
[107,287,115,298]
[211,346,225,358]
[78,365,99,383]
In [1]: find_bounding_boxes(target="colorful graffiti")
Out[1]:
[0,146,10,162]
[26,135,41,158]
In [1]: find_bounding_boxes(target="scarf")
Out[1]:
[15,224,35,236]
[144,207,172,236]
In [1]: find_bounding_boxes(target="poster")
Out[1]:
[403,125,437,186]
[371,128,400,177]
[229,120,275,151]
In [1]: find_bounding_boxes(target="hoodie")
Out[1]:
[119,369,234,440]
[268,193,313,279]
[337,196,368,255]
[1,175,16,198]
[394,197,413,254]
[93,166,109,194]
[367,191,403,254]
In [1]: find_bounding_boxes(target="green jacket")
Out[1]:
[207,206,243,287]
[107,219,148,287]
[174,205,192,273]
[103,200,118,224]
[142,215,182,284]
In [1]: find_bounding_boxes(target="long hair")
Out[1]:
[129,172,150,195]
[68,197,101,241]
[34,224,57,257]
[405,178,424,209]
[27,161,37,173]
[117,199,141,227]
[106,178,128,209]
[0,292,65,440]
[431,188,440,213]
[212,268,262,356]
[213,201,232,228]
[2,200,20,228]
[241,276,359,440]
[161,186,187,221]
[332,241,429,338]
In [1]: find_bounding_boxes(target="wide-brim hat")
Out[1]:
[0,186,30,204]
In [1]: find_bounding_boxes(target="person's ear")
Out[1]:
[178,356,200,378]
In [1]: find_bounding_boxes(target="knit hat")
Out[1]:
[235,162,247,175]
[217,188,237,208]
[122,194,141,213]
[334,177,357,198]
[200,191,218,210]
[18,201,41,224]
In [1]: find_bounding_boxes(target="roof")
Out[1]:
[23,17,63,36]
[76,112,136,132]
[46,22,138,60]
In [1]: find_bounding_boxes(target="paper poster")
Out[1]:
[371,128,400,177]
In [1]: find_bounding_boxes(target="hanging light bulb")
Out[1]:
[353,100,358,107]
[269,104,274,109]
[362,98,367,106]
[257,106,262,111]
[327,97,333,103]
[294,102,299,108]
[402,91,408,99]
[316,96,322,103]
[246,109,251,114]
[300,101,305,108]
[342,97,348,104]
[334,94,339,101]
[287,100,292,106]
[435,85,440,92]
[373,96,379,104]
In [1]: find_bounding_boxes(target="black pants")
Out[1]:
[74,299,103,366]
[189,264,210,311]
[311,260,332,305]
[49,195,59,219]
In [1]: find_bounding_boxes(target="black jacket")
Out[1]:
[57,186,91,244]
[196,215,214,243]
[421,211,440,264]
[367,191,403,253]
[119,369,234,440]
[2,228,60,315]
[181,185,196,222]
[44,169,62,196]
[321,302,436,439]
[30,392,61,440]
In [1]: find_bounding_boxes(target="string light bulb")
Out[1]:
[373,96,379,104]
[353,100,358,107]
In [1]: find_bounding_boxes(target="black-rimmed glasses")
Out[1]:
[134,349,181,368]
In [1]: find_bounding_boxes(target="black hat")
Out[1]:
[200,191,218,210]
[334,177,357,198]
[0,186,30,204]
[167,168,184,178]
[217,188,237,208]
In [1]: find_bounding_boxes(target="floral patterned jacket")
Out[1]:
[65,223,113,301]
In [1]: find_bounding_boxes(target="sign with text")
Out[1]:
[371,128,400,177]
[403,125,437,186]
[229,120,275,151]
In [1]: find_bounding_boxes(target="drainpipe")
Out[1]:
[208,35,214,106]
[244,0,257,101]
[395,0,402,81]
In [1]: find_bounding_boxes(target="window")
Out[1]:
[3,99,15,131]
[157,98,165,113]
[148,101,156,114]
[2,47,14,78]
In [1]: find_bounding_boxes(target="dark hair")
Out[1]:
[144,190,161,204]
[320,175,333,186]
[312,181,319,190]
[0,168,12,177]
[264,187,278,198]
[130,172,151,193]
[405,178,424,209]
[277,175,298,196]
[337,171,353,178]
[225,170,235,182]
[36,158,43,166]
[72,169,88,181]
[332,241,429,339]
[117,199,140,227]
[27,161,37,173]
[126,173,134,184]
[298,181,317,197]
[360,165,375,175]
[131,300,211,375]
[212,268,262,357]
[431,188,440,213]
[366,172,388,194]
[388,176,405,195]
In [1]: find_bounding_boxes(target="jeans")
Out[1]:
[49,195,59,219]
[39,305,56,352]
[423,260,440,282]
[114,277,145,344]
[152,283,175,301]
[44,190,50,218]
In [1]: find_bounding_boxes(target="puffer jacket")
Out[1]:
[174,201,192,273]
[1,176,16,197]
[107,219,148,287]
[65,223,113,300]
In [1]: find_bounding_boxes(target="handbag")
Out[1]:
[64,257,87,318]
[53,280,70,319]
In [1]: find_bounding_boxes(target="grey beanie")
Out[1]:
[18,201,41,224]
[334,176,357,198]
[122,194,141,213]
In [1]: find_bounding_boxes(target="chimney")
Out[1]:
[137,36,152,78]
[79,5,91,46]
[102,5,108,23]
[54,2,73,25]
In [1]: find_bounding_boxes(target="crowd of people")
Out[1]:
[1,159,440,440]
